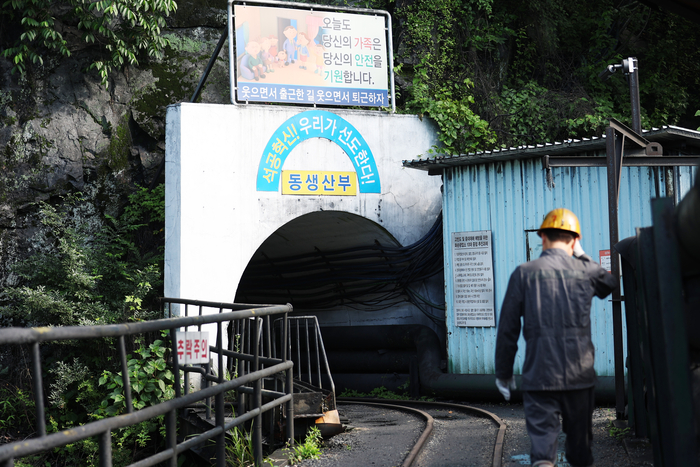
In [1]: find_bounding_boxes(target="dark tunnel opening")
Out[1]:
[234,210,447,394]
[234,210,445,325]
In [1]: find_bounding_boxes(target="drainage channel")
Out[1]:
[291,398,506,467]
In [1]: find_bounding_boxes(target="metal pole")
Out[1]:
[228,0,237,105]
[253,318,263,466]
[215,320,226,467]
[627,58,641,135]
[384,11,396,113]
[305,320,311,385]
[284,313,294,446]
[314,323,321,388]
[606,126,626,418]
[215,392,226,467]
[205,359,212,420]
[118,336,133,413]
[31,342,46,437]
[99,430,112,467]
[166,409,178,467]
[238,319,247,420]
[191,29,228,104]
[170,327,183,421]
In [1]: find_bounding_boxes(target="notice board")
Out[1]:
[452,231,495,327]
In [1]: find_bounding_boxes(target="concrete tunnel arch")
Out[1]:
[165,103,445,391]
[233,208,450,395]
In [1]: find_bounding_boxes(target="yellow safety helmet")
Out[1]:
[537,208,581,238]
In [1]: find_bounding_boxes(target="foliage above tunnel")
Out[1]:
[0,0,177,87]
[3,0,700,152]
[384,0,700,153]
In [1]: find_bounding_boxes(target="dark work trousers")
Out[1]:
[523,386,595,467]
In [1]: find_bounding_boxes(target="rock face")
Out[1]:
[0,2,231,291]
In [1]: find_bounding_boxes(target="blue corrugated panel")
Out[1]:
[443,159,696,376]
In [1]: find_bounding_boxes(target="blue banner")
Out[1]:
[256,110,381,193]
[238,83,388,107]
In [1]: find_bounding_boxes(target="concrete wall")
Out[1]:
[165,103,442,330]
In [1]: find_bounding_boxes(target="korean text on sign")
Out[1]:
[282,171,357,196]
[451,231,496,327]
[177,332,209,365]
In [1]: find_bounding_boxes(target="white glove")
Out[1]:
[573,239,585,258]
[496,377,516,401]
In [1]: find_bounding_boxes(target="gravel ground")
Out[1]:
[413,405,496,467]
[477,402,653,467]
[292,401,654,467]
[295,403,423,467]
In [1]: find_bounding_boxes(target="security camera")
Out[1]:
[598,63,622,82]
[599,57,638,82]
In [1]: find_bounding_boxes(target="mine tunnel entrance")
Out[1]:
[234,210,447,394]
[234,210,444,314]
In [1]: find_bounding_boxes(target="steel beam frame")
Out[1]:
[544,155,700,168]
[546,118,696,420]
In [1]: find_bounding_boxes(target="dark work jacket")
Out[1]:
[495,248,618,391]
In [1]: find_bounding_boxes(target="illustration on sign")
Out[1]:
[452,231,496,327]
[234,4,388,107]
[256,110,380,193]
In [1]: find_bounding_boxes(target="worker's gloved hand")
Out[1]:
[573,239,585,258]
[495,377,516,401]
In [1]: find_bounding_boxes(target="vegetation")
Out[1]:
[3,185,164,328]
[341,385,411,400]
[3,0,700,152]
[287,425,323,464]
[388,0,700,153]
[0,184,167,466]
[340,383,434,401]
[225,423,322,467]
[607,419,632,440]
[0,0,177,87]
[225,425,276,467]
[1,0,700,463]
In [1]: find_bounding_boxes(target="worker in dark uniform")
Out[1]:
[494,208,618,467]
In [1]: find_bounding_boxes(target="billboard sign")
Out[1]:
[233,4,389,107]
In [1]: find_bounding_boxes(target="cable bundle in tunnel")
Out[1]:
[236,212,444,319]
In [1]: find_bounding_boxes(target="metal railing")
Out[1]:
[275,316,336,413]
[0,298,294,467]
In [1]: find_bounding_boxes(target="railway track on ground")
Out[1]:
[303,398,506,467]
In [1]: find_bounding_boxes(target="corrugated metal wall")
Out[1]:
[443,157,697,376]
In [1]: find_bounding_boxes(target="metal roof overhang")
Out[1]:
[403,125,700,174]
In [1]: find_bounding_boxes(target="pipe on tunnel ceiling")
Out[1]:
[320,325,618,403]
